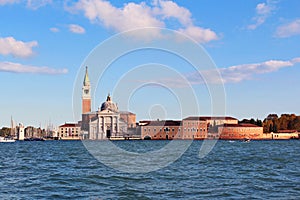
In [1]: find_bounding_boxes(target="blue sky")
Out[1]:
[0,0,300,128]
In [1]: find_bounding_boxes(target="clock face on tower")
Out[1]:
[84,89,89,95]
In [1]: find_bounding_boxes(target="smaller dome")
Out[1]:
[100,94,118,112]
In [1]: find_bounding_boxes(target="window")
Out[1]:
[172,128,175,132]
[144,128,147,132]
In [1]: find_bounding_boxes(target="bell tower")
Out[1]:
[82,66,91,114]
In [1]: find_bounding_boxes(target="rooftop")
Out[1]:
[59,123,80,128]
[139,120,181,126]
[221,123,261,128]
[183,116,237,121]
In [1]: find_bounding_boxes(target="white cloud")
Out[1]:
[0,0,19,5]
[153,0,192,26]
[0,61,68,74]
[217,59,296,83]
[50,27,60,33]
[26,0,52,9]
[68,0,219,43]
[199,58,300,84]
[0,36,38,58]
[68,24,86,34]
[71,0,163,31]
[247,1,276,30]
[0,0,51,8]
[179,26,219,43]
[148,57,300,87]
[275,19,300,38]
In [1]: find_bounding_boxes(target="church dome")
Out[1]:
[100,94,119,112]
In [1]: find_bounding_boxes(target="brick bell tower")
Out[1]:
[82,66,91,114]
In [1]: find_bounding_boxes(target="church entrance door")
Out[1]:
[106,129,111,138]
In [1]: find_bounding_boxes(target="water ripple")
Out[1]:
[0,140,299,199]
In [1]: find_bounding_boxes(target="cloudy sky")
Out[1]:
[0,0,299,127]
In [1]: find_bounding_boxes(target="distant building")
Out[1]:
[80,67,136,140]
[140,120,181,140]
[18,123,25,140]
[86,94,128,139]
[58,123,81,140]
[25,126,37,138]
[271,130,299,140]
[24,126,44,138]
[120,111,136,128]
[218,123,263,140]
[196,116,238,126]
[140,116,238,140]
[182,117,208,139]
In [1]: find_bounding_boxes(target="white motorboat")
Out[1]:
[0,137,16,143]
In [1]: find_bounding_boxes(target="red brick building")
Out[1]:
[120,111,136,128]
[218,123,263,140]
[182,117,208,139]
[140,116,239,140]
[140,120,181,140]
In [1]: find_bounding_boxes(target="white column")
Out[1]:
[103,117,106,139]
[116,116,119,134]
[111,116,114,136]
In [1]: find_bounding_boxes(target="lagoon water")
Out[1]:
[0,140,299,199]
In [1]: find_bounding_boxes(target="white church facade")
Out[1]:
[87,94,128,139]
[80,67,135,140]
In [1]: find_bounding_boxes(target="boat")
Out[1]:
[242,138,251,143]
[0,137,16,143]
[24,137,45,141]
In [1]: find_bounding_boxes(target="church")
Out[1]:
[80,67,136,140]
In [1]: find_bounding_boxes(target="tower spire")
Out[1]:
[83,66,90,86]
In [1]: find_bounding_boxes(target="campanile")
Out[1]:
[82,66,91,114]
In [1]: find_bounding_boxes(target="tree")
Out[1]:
[256,119,263,127]
[273,124,278,133]
[0,127,11,137]
[269,124,273,133]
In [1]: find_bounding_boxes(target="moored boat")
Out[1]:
[0,137,16,143]
[242,138,251,143]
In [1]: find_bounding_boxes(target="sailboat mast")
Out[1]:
[10,116,14,137]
